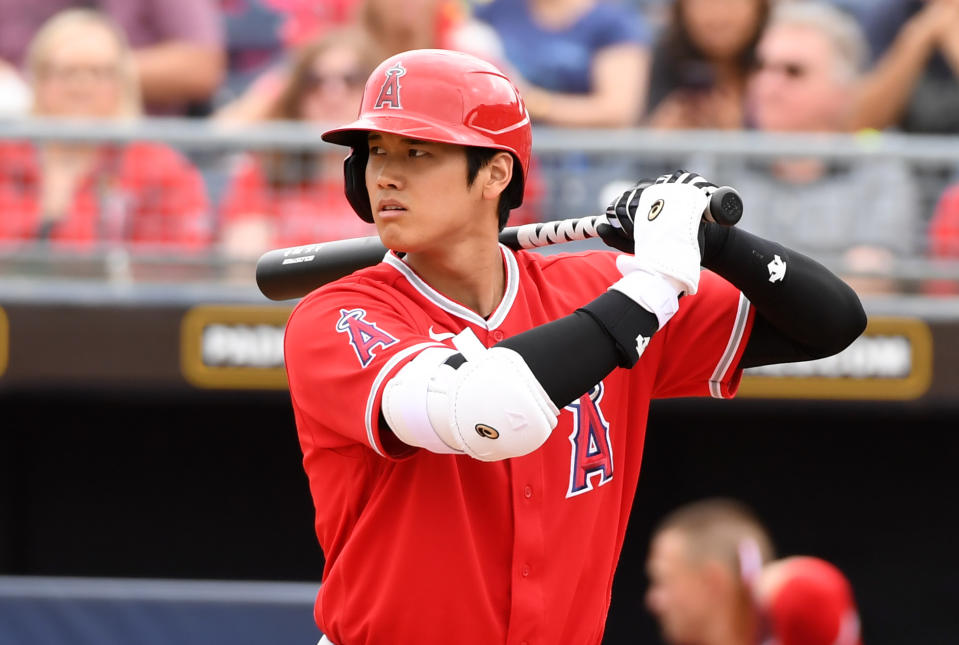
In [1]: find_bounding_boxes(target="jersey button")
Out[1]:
[524,485,533,499]
[521,565,530,577]
[491,329,504,341]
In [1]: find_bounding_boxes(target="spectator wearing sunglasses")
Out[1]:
[645,0,770,130]
[217,28,380,260]
[693,1,919,294]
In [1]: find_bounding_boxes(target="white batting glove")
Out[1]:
[604,175,710,296]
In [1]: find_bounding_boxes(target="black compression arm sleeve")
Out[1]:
[700,223,867,368]
[489,290,660,409]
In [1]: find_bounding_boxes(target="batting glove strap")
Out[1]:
[610,257,684,330]
[578,290,661,368]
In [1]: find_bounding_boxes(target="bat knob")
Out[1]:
[707,186,743,226]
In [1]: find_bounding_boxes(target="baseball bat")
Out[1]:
[256,186,742,301]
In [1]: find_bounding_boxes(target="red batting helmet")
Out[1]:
[321,48,532,223]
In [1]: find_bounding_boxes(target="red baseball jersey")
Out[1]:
[284,246,755,645]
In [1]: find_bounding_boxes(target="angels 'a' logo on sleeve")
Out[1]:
[374,62,406,110]
[335,308,399,368]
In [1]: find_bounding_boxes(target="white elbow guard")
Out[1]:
[382,339,559,461]
[382,346,464,454]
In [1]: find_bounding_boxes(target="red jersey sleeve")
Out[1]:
[284,277,444,459]
[651,270,755,399]
[766,557,863,645]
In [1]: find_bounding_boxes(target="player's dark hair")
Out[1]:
[465,146,522,231]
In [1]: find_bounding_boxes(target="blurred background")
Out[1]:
[0,0,958,643]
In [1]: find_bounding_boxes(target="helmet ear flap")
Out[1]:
[344,146,373,223]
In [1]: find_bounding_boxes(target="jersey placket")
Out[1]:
[479,298,547,645]
[505,450,547,645]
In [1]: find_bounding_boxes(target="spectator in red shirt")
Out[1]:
[217,28,381,258]
[929,183,959,259]
[218,26,547,259]
[359,0,504,63]
[924,182,959,294]
[0,9,212,253]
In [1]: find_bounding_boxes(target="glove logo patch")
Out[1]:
[647,199,664,221]
[475,423,500,439]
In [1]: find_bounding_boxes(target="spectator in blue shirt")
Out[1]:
[474,0,651,127]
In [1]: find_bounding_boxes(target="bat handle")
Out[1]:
[502,185,743,251]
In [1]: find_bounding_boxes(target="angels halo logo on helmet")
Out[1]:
[322,49,533,223]
[373,62,406,110]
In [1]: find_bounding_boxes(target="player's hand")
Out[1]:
[596,179,654,254]
[601,170,714,295]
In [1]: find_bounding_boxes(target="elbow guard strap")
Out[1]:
[382,346,464,454]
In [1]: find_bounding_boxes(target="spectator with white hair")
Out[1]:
[0,9,212,252]
[0,0,224,117]
[694,1,920,294]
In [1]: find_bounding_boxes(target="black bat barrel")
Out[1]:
[256,236,388,301]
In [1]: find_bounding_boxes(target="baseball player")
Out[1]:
[645,498,863,645]
[283,49,866,645]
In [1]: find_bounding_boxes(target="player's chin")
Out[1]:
[374,223,417,254]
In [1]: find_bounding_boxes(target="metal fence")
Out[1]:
[1,117,958,293]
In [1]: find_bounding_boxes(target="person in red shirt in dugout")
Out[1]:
[282,48,866,644]
[646,498,863,645]
[0,9,211,253]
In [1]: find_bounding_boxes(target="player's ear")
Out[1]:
[482,152,513,201]
[702,560,737,596]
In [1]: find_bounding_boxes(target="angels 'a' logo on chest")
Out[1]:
[565,383,614,498]
[335,308,398,368]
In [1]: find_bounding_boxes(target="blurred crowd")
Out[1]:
[1,0,959,293]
